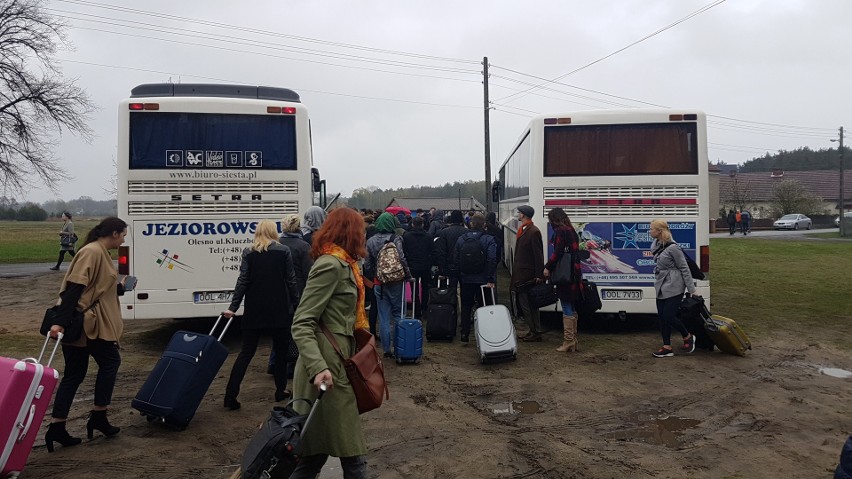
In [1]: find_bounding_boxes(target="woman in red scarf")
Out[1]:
[290,207,370,479]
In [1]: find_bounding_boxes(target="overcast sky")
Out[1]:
[18,0,852,203]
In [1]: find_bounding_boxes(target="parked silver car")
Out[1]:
[774,214,811,230]
[835,212,852,227]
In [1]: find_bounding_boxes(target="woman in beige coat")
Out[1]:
[45,217,131,452]
[290,208,370,479]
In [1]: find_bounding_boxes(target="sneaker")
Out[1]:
[681,334,696,354]
[49,266,59,271]
[652,347,674,358]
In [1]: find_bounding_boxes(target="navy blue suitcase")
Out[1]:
[395,279,423,364]
[131,315,233,430]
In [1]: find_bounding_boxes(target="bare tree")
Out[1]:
[721,175,754,211]
[770,179,824,217]
[0,0,94,194]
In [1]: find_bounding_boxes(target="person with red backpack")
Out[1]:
[452,214,498,343]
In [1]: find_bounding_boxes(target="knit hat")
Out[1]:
[374,212,397,234]
[517,205,534,219]
[448,210,464,224]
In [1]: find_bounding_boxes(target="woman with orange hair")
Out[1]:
[289,207,370,479]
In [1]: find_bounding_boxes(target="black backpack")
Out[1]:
[458,233,486,274]
[659,242,705,280]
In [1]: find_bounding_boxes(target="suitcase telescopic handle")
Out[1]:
[300,382,328,439]
[33,332,63,368]
[402,278,417,319]
[479,284,496,306]
[210,314,235,342]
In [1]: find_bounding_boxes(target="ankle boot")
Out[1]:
[556,314,579,352]
[87,410,120,439]
[45,421,82,452]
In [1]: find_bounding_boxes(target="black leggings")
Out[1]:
[51,339,121,419]
[225,327,290,400]
[656,295,689,346]
[55,250,75,267]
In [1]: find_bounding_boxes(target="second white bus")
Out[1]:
[495,109,711,318]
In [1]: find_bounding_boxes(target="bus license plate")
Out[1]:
[194,291,233,304]
[601,289,642,301]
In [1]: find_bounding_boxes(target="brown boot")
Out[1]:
[556,314,578,352]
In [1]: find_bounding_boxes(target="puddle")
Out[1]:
[512,400,541,414]
[489,400,542,415]
[605,416,700,449]
[819,367,852,379]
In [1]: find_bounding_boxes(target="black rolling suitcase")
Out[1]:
[132,314,233,430]
[240,384,328,479]
[677,295,715,351]
[425,277,457,341]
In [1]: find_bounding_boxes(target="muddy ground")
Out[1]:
[2,270,849,479]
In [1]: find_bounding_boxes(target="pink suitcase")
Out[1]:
[1,335,62,478]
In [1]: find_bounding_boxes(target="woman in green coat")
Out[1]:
[290,207,370,479]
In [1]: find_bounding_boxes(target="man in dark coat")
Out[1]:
[433,210,468,291]
[453,214,498,342]
[510,205,545,341]
[403,216,434,313]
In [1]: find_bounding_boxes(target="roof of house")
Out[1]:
[719,169,852,202]
[386,197,485,212]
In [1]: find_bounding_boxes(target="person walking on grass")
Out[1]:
[649,219,696,358]
[50,212,77,271]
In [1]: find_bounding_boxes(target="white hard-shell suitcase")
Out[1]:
[474,285,518,363]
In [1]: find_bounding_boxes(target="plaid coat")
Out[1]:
[545,225,582,303]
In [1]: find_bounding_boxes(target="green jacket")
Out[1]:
[291,254,366,457]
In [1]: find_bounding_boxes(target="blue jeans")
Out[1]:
[561,301,575,316]
[375,282,404,354]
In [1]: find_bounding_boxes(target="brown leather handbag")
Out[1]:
[320,324,389,414]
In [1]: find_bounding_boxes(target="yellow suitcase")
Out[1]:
[704,314,752,356]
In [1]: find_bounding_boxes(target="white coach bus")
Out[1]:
[117,83,325,320]
[494,109,711,318]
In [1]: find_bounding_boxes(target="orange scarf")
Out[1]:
[320,243,369,330]
[516,220,533,239]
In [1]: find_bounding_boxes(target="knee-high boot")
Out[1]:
[556,314,579,352]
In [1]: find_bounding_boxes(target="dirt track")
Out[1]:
[2,270,850,478]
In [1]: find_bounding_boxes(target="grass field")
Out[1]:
[0,219,101,263]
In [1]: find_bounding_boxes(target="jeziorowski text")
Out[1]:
[142,221,258,236]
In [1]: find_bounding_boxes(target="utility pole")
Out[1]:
[839,127,845,236]
[483,57,492,213]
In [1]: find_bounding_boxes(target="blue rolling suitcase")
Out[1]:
[132,314,233,430]
[395,279,423,364]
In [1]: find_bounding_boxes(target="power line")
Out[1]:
[494,0,728,103]
[61,59,481,110]
[55,0,480,65]
[49,8,481,75]
[67,25,482,84]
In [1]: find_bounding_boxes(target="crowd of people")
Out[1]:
[42,204,702,478]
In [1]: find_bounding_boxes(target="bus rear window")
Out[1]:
[544,123,698,176]
[129,112,297,170]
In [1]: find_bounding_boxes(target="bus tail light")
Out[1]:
[699,245,710,274]
[118,246,129,275]
[267,106,296,114]
[128,103,159,111]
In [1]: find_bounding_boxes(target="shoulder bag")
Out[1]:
[40,300,99,342]
[552,246,574,286]
[320,324,389,414]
